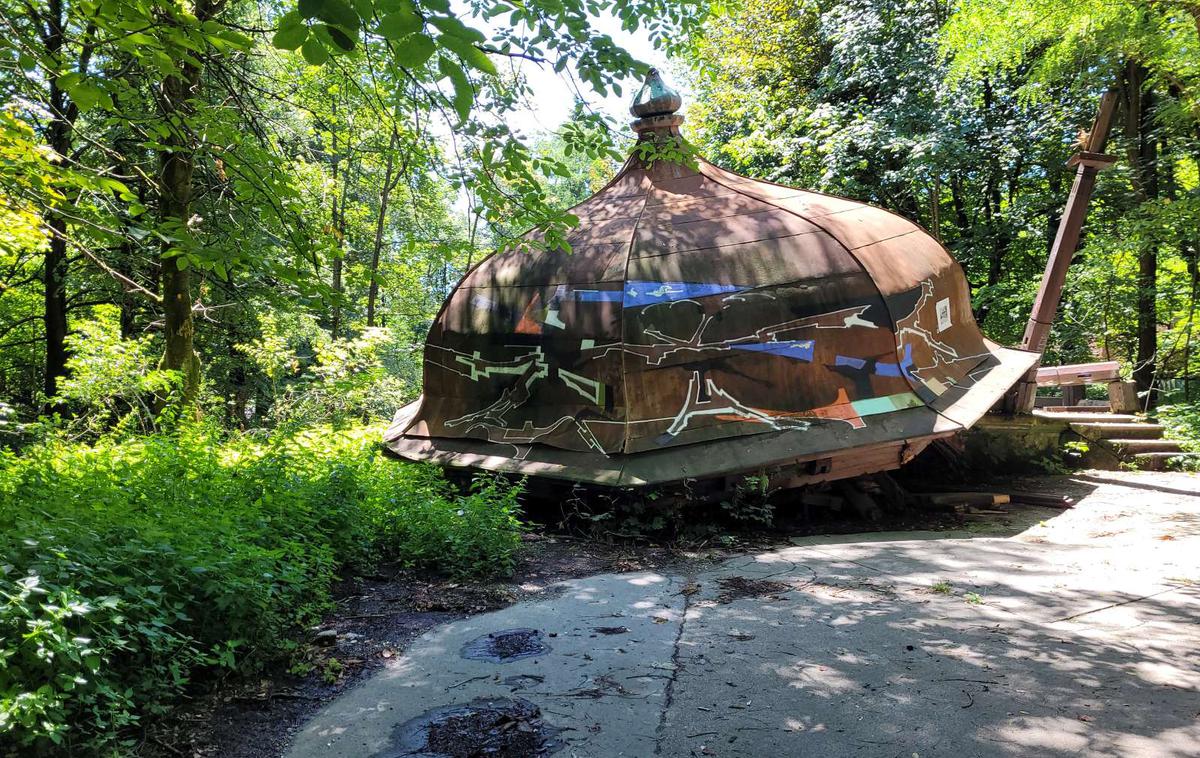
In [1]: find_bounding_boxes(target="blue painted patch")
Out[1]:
[731,340,815,361]
[875,344,914,379]
[835,355,867,370]
[574,289,623,302]
[623,281,746,307]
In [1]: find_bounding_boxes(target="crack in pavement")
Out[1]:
[1049,586,1178,624]
[655,572,693,756]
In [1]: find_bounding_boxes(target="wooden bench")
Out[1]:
[1034,360,1137,412]
[1035,361,1121,387]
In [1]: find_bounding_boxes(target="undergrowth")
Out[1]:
[1159,402,1200,450]
[0,423,522,754]
[1159,402,1200,470]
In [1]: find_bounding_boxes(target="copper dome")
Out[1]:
[385,74,1036,487]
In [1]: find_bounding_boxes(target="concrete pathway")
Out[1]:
[288,472,1200,757]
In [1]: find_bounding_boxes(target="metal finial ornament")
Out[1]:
[630,68,682,118]
[629,68,684,135]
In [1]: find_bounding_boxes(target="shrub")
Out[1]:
[1158,402,1200,470]
[237,312,418,428]
[0,424,522,753]
[51,306,182,436]
[1159,401,1200,451]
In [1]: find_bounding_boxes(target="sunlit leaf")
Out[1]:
[393,33,436,67]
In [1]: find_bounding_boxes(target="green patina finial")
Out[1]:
[630,68,683,136]
[630,68,682,118]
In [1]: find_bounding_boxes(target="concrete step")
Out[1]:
[1042,404,1113,413]
[1106,438,1185,454]
[1070,421,1166,440]
[1132,452,1200,471]
[1043,411,1141,423]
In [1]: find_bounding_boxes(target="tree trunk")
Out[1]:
[43,218,69,403]
[41,0,73,405]
[155,0,223,407]
[1124,61,1159,407]
[330,257,343,337]
[328,102,347,338]
[159,135,202,406]
[368,129,400,327]
[927,177,940,241]
[975,76,1009,324]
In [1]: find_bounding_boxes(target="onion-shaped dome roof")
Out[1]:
[385,71,1036,487]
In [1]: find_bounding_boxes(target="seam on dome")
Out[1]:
[696,160,897,327]
[407,156,647,441]
[617,161,654,460]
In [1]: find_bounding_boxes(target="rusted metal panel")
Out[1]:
[386,115,1037,486]
[632,210,824,257]
[463,242,629,287]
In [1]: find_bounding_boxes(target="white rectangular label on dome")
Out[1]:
[935,298,952,333]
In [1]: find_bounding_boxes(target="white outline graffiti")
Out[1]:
[896,280,990,391]
[559,367,604,404]
[584,304,879,368]
[664,370,811,438]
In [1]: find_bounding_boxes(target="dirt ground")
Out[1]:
[137,470,1196,758]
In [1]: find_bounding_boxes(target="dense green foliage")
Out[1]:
[0,424,521,752]
[0,0,700,415]
[1160,401,1200,451]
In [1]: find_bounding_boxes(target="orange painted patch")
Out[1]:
[515,293,544,335]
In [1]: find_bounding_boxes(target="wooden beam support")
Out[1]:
[1009,89,1120,414]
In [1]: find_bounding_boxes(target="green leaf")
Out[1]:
[315,0,360,30]
[438,55,472,124]
[55,72,82,90]
[272,13,309,50]
[68,81,113,112]
[437,34,495,75]
[323,24,356,51]
[378,8,421,39]
[215,28,254,49]
[393,33,436,68]
[427,14,485,43]
[302,38,330,65]
[298,0,322,18]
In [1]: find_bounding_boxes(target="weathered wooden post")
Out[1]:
[1009,89,1119,414]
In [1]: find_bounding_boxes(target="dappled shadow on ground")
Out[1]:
[140,538,711,758]
[1073,471,1199,499]
[289,473,1200,757]
[175,473,1200,758]
[661,478,1200,757]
